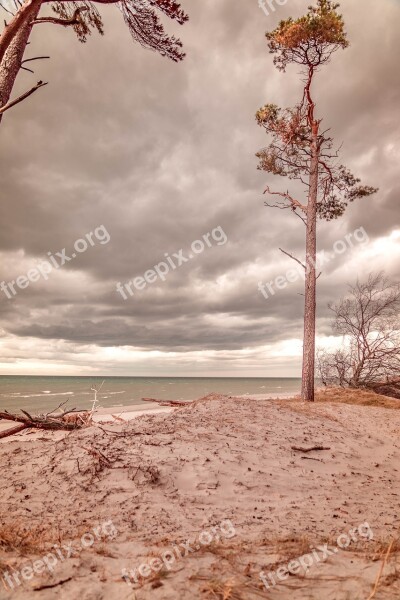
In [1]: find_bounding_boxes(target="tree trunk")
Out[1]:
[0,0,42,124]
[301,124,319,401]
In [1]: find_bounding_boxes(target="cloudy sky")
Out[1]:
[0,0,399,377]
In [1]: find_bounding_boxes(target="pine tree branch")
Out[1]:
[0,80,47,115]
[22,55,50,63]
[279,248,306,270]
[264,186,307,213]
[32,7,88,26]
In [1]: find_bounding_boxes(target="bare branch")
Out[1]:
[22,55,50,63]
[320,273,400,388]
[279,248,306,270]
[0,2,15,16]
[264,186,307,213]
[0,80,47,115]
[293,209,307,226]
[20,56,50,74]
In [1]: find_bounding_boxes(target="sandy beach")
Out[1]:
[0,390,399,599]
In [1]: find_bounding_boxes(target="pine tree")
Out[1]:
[256,0,377,401]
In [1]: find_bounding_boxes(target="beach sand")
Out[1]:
[0,392,399,599]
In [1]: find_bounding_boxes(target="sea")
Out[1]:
[0,376,301,414]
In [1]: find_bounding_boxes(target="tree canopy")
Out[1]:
[256,0,377,222]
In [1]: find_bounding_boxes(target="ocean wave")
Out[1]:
[10,391,74,399]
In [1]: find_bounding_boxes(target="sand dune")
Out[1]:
[1,393,399,599]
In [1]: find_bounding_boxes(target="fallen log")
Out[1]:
[0,407,91,440]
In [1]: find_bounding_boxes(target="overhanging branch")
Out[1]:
[0,80,48,115]
[32,7,88,26]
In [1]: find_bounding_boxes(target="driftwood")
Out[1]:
[0,402,90,440]
[0,423,27,440]
[141,397,191,407]
[291,445,331,453]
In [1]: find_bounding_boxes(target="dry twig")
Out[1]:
[291,445,331,453]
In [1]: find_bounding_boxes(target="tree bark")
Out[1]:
[0,423,28,439]
[301,123,319,401]
[0,0,42,124]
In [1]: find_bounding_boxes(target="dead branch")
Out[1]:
[95,426,130,436]
[45,399,69,418]
[279,248,306,270]
[0,80,47,115]
[141,397,191,407]
[33,577,72,591]
[111,414,126,422]
[264,186,307,213]
[80,445,112,468]
[0,2,15,16]
[20,409,34,420]
[0,405,90,438]
[20,54,50,72]
[291,445,331,453]
[0,424,27,439]
[21,55,50,63]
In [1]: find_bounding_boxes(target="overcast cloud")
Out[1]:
[0,0,399,376]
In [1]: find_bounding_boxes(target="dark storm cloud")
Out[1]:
[0,0,399,372]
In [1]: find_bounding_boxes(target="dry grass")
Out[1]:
[0,521,52,555]
[0,520,103,557]
[370,537,400,556]
[315,387,400,409]
[200,577,242,600]
[278,399,344,423]
[196,571,278,600]
[94,544,118,558]
[264,536,312,567]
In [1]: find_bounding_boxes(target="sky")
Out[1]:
[0,0,399,377]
